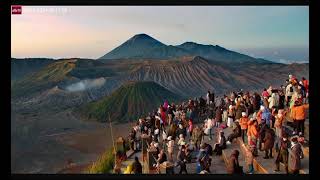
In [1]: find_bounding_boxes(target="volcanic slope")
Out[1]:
[11,59,116,99]
[78,81,183,123]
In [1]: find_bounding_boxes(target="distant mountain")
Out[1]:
[176,42,271,64]
[77,81,183,123]
[11,58,55,80]
[99,34,273,64]
[99,34,190,60]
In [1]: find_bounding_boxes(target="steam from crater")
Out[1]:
[65,78,106,92]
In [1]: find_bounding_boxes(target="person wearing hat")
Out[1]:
[274,132,290,174]
[291,100,309,136]
[239,112,249,143]
[288,137,304,174]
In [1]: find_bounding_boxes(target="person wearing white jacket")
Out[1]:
[206,118,214,140]
[268,93,278,109]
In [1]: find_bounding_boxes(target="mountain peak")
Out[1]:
[181,41,200,46]
[127,33,163,45]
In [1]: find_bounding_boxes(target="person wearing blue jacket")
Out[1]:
[261,105,271,127]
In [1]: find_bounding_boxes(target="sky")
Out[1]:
[11,6,309,63]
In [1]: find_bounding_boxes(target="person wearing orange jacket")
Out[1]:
[247,119,259,156]
[239,112,249,143]
[291,101,309,136]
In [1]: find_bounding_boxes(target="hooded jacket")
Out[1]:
[291,104,309,121]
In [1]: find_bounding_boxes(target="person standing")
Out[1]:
[274,134,290,174]
[215,106,223,128]
[227,105,235,128]
[247,119,259,157]
[206,90,211,105]
[245,145,254,174]
[167,136,175,162]
[289,137,304,174]
[239,112,249,143]
[263,127,275,159]
[285,81,294,108]
[206,118,214,140]
[274,109,286,151]
[291,101,309,136]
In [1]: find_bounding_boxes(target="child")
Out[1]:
[244,144,254,174]
[239,112,249,143]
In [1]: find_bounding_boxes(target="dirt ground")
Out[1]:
[11,107,133,174]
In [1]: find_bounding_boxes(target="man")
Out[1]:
[274,133,290,174]
[132,156,142,174]
[289,137,304,174]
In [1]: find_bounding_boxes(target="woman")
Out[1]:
[247,119,259,156]
[274,109,286,151]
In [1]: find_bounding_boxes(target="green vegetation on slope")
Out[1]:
[87,148,115,173]
[11,59,77,98]
[78,81,182,123]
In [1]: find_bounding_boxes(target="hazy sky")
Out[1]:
[12,6,309,62]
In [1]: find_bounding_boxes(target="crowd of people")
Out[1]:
[115,74,309,174]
